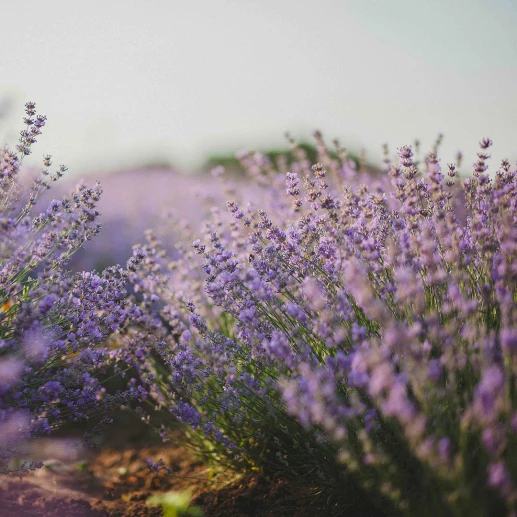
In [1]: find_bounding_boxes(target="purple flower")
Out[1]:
[500,328,517,353]
[33,115,47,128]
[472,366,505,422]
[427,360,441,382]
[46,199,62,216]
[382,382,415,423]
[398,145,414,168]
[369,363,394,397]
[488,462,512,496]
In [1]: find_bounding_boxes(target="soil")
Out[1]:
[0,412,375,517]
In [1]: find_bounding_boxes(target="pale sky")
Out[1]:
[1,0,516,174]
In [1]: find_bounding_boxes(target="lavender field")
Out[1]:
[1,100,517,517]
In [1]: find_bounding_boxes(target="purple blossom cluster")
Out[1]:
[131,134,517,516]
[0,104,147,473]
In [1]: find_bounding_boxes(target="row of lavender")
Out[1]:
[2,104,517,516]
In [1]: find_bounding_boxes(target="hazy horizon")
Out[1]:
[1,0,516,175]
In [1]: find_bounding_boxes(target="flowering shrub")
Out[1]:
[132,134,517,516]
[0,103,147,473]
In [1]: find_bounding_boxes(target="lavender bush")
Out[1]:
[131,135,517,516]
[0,103,147,473]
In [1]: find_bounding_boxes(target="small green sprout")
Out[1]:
[76,461,88,472]
[147,490,204,517]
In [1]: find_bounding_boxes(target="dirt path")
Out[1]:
[0,436,211,517]
[0,413,358,517]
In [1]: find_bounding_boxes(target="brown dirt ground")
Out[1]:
[0,413,377,517]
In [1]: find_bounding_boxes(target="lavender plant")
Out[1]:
[132,134,517,516]
[0,103,147,473]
